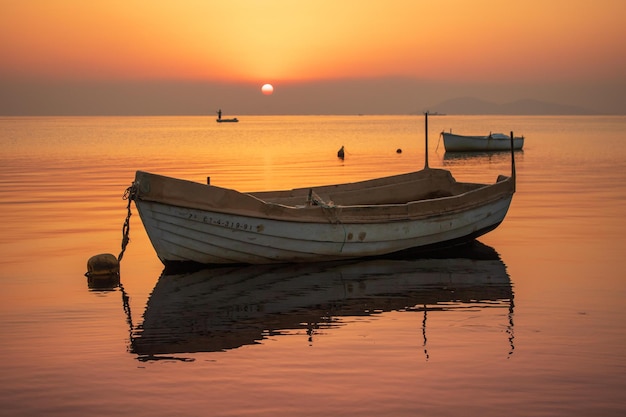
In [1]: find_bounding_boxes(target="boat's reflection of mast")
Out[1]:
[421,306,429,361]
[119,283,134,350]
[507,294,515,358]
[419,296,515,360]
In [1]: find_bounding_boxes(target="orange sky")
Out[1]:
[1,0,625,114]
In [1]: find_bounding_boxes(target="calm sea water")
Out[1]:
[0,115,625,417]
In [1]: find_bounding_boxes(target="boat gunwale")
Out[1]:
[132,169,514,224]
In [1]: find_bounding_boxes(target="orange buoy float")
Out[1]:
[85,253,120,289]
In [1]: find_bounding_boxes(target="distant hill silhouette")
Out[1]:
[430,97,595,115]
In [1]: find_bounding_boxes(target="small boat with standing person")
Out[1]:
[216,109,239,123]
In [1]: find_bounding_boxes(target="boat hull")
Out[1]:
[443,132,524,152]
[132,170,514,265]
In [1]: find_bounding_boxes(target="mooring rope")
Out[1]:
[118,183,136,262]
[306,189,349,251]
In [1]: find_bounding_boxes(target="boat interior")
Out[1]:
[248,168,490,208]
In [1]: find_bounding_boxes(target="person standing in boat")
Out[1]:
[217,109,222,120]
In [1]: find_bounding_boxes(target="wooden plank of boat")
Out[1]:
[442,132,524,152]
[129,115,517,266]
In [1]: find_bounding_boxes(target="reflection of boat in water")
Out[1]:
[443,149,524,163]
[129,242,514,359]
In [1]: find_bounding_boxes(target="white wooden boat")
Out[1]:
[130,243,513,356]
[129,115,516,266]
[442,131,524,152]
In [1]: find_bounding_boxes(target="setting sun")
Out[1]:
[261,84,274,95]
[1,1,625,115]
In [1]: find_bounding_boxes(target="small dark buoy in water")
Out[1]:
[337,145,345,159]
[86,253,119,276]
[85,253,120,289]
[396,148,402,153]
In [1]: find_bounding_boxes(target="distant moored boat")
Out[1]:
[442,131,524,152]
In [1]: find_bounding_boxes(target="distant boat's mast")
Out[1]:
[424,112,429,169]
[510,131,516,192]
